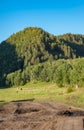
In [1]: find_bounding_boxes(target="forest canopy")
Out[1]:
[0,27,84,87]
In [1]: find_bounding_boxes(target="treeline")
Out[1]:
[0,27,84,87]
[5,58,84,87]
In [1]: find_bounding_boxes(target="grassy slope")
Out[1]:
[0,81,84,108]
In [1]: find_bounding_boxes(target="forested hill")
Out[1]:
[0,27,84,86]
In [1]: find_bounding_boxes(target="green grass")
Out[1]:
[0,81,84,108]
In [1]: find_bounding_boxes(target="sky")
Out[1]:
[0,0,84,42]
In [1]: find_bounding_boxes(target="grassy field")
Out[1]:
[0,81,84,108]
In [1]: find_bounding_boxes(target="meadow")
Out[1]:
[0,81,84,108]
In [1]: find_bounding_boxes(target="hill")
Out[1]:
[0,27,84,87]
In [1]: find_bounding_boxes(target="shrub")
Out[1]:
[67,86,73,93]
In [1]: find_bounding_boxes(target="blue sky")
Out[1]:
[0,0,84,42]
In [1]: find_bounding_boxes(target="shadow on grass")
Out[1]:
[0,100,7,105]
[11,98,35,102]
[0,98,35,106]
[0,100,5,102]
[0,86,12,89]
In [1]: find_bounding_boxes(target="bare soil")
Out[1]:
[0,101,84,130]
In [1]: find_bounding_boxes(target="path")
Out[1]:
[0,102,84,130]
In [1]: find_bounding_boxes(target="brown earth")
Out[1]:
[0,101,84,130]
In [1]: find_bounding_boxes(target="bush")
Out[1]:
[67,86,73,93]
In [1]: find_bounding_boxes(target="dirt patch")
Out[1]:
[15,107,40,114]
[58,110,84,116]
[0,102,84,130]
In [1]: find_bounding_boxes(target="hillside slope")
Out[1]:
[0,27,84,86]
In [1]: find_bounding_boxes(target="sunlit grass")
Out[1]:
[0,81,84,108]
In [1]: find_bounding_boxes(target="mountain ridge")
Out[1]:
[0,27,84,87]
